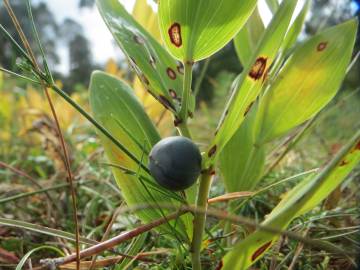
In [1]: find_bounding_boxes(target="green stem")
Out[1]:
[177,121,192,138]
[179,61,193,123]
[191,169,212,270]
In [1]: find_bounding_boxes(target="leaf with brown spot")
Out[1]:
[256,19,357,143]
[248,57,267,80]
[158,0,257,61]
[205,0,298,167]
[222,130,360,269]
[251,241,272,262]
[97,0,183,115]
[89,71,191,240]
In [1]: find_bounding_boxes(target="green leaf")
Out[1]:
[158,0,257,62]
[205,0,298,167]
[89,71,190,240]
[282,0,310,52]
[116,233,147,269]
[265,0,279,13]
[257,19,358,144]
[0,218,97,246]
[222,130,360,269]
[16,246,64,270]
[234,6,265,67]
[96,0,183,115]
[219,103,265,192]
[0,71,3,89]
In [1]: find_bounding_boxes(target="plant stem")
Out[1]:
[191,169,212,270]
[179,61,193,123]
[177,121,192,138]
[40,209,188,268]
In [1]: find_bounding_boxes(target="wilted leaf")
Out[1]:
[158,0,257,62]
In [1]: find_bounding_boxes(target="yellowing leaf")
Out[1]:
[205,0,298,167]
[222,130,360,269]
[219,103,265,192]
[257,19,358,143]
[133,0,161,42]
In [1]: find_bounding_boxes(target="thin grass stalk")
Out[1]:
[41,203,356,269]
[3,1,81,268]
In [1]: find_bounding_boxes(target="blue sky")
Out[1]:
[43,0,306,74]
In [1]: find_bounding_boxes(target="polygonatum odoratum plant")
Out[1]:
[88,0,359,269]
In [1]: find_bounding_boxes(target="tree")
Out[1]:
[0,1,59,70]
[67,34,94,88]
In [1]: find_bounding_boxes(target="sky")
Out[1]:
[43,0,305,74]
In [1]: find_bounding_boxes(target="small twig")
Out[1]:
[0,161,57,211]
[0,161,42,189]
[88,203,125,270]
[207,191,254,204]
[0,66,40,84]
[40,209,188,268]
[42,203,356,269]
[288,226,311,270]
[264,116,317,176]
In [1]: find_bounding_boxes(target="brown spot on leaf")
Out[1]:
[356,140,360,151]
[188,111,194,118]
[169,89,177,99]
[140,73,149,85]
[174,117,183,127]
[339,159,349,167]
[166,67,177,80]
[215,260,223,270]
[159,95,175,111]
[168,22,182,47]
[249,57,267,80]
[317,42,328,52]
[177,61,184,74]
[133,35,145,44]
[252,241,272,262]
[244,101,254,117]
[208,145,217,158]
[150,55,156,68]
[210,170,216,176]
